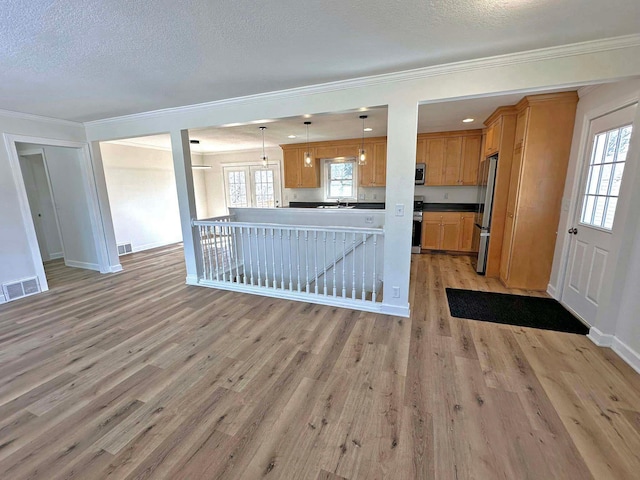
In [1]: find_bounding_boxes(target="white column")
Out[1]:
[170,129,201,284]
[382,98,418,317]
[88,141,121,273]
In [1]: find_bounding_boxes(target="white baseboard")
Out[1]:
[49,252,64,260]
[380,303,411,318]
[611,337,640,375]
[587,326,614,346]
[547,283,557,299]
[64,260,101,271]
[132,240,181,253]
[0,292,6,304]
[106,263,123,273]
[185,274,199,285]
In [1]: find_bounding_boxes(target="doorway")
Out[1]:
[561,103,637,325]
[222,163,282,209]
[18,150,64,263]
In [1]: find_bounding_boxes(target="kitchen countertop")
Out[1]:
[422,203,478,212]
[288,202,385,210]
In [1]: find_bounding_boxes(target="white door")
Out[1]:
[223,163,281,209]
[562,103,636,324]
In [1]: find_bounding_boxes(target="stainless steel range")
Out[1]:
[412,196,424,254]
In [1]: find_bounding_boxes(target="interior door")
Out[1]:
[223,163,282,210]
[561,103,636,325]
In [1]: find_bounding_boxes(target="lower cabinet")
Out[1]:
[421,212,477,253]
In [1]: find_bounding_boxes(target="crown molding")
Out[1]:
[84,34,640,129]
[0,107,82,128]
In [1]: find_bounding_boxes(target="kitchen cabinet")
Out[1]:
[359,141,387,187]
[282,137,386,188]
[421,211,478,253]
[499,92,578,290]
[483,117,502,157]
[416,131,482,186]
[283,147,320,188]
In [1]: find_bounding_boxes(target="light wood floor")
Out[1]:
[1,245,640,479]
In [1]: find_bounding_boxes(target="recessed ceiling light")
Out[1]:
[303,114,312,119]
[363,127,373,132]
[462,118,475,123]
[288,135,297,138]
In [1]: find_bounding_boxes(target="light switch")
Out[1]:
[365,216,373,224]
[393,286,400,298]
[395,204,404,217]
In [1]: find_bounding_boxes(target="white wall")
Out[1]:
[0,112,87,299]
[100,143,211,252]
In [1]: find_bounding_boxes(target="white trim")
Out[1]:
[132,240,182,253]
[64,260,101,271]
[49,252,64,260]
[587,326,614,346]
[0,292,6,304]
[85,35,640,129]
[546,283,557,299]
[0,107,82,127]
[109,264,123,273]
[611,337,640,375]
[380,303,411,317]
[559,300,592,328]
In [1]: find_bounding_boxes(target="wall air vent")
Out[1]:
[117,243,133,256]
[2,277,41,302]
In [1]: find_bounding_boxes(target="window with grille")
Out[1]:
[580,124,633,230]
[226,170,248,208]
[253,169,275,208]
[325,160,357,200]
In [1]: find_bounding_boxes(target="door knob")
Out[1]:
[568,228,578,235]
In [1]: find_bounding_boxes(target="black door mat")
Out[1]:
[445,288,589,335]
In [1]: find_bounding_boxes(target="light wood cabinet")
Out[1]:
[421,211,478,253]
[282,147,320,188]
[484,117,502,157]
[499,92,578,290]
[282,137,386,188]
[416,131,482,186]
[359,141,386,187]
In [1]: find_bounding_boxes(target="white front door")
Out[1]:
[223,163,281,209]
[561,103,636,324]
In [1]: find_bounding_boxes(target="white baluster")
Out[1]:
[296,230,301,292]
[332,232,337,297]
[240,226,248,285]
[305,230,310,294]
[263,227,269,288]
[225,224,234,282]
[248,227,254,286]
[362,234,367,301]
[271,228,277,289]
[233,225,240,282]
[212,225,220,281]
[352,233,356,300]
[288,230,293,291]
[255,227,261,286]
[372,234,377,302]
[314,231,319,295]
[342,233,347,298]
[323,231,328,296]
[279,229,285,290]
[198,226,205,280]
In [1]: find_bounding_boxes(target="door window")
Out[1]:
[580,124,633,230]
[225,170,249,208]
[223,164,281,209]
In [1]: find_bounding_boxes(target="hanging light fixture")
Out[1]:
[358,115,368,165]
[303,121,313,168]
[259,126,268,168]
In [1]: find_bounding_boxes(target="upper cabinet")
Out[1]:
[483,117,502,157]
[282,147,320,188]
[281,137,387,188]
[416,130,482,186]
[359,141,387,187]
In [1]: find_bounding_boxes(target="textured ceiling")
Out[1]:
[2,0,638,122]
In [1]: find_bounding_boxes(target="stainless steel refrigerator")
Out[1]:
[472,154,498,274]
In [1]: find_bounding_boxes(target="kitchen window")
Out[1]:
[325,159,357,200]
[580,124,633,230]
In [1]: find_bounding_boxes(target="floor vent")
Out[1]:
[117,243,133,256]
[2,277,41,301]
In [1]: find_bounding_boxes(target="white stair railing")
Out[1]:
[192,215,384,311]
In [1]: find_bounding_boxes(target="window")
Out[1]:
[325,160,357,200]
[580,124,633,230]
[223,164,281,209]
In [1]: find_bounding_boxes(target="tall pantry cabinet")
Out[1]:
[499,92,579,290]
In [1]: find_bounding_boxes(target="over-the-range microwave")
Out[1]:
[415,163,426,185]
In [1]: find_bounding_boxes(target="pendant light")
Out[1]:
[303,121,313,168]
[259,126,268,168]
[358,115,368,166]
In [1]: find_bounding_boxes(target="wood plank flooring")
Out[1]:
[1,244,639,479]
